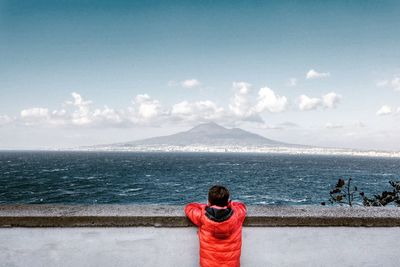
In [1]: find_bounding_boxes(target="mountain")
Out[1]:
[78,123,400,157]
[109,122,297,147]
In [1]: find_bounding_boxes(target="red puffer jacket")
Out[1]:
[185,201,247,267]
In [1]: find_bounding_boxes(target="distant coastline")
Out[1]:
[4,122,398,158]
[2,146,400,158]
[58,122,400,158]
[62,145,400,158]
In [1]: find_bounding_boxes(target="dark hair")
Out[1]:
[208,185,230,207]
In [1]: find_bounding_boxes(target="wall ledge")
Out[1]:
[1,205,400,227]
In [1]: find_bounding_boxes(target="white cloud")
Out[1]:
[233,81,252,94]
[52,109,67,116]
[20,107,49,118]
[228,82,288,122]
[229,82,253,118]
[65,92,93,126]
[171,83,288,124]
[47,109,69,126]
[4,81,294,129]
[298,95,322,111]
[322,92,342,108]
[20,108,50,119]
[14,92,165,127]
[20,107,54,126]
[377,76,400,91]
[181,79,201,88]
[171,101,193,115]
[168,79,201,88]
[171,100,224,122]
[132,94,162,120]
[17,93,130,127]
[376,105,393,116]
[306,69,330,79]
[93,106,124,125]
[4,83,342,129]
[298,92,342,111]
[66,92,92,107]
[253,86,288,113]
[287,78,297,87]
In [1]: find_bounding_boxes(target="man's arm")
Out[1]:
[184,203,205,227]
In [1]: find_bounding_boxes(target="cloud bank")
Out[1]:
[4,82,344,129]
[298,92,342,111]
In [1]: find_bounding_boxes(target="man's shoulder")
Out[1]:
[185,202,206,207]
[230,201,246,208]
[184,202,207,212]
[229,201,247,217]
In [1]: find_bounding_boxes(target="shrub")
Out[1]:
[322,178,400,207]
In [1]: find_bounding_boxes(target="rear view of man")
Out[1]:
[185,185,247,267]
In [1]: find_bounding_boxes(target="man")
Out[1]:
[184,185,247,267]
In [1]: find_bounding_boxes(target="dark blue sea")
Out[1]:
[1,151,399,205]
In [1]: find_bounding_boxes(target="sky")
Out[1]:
[1,0,400,150]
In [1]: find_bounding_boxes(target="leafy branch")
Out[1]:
[322,178,400,207]
[361,181,400,207]
[326,178,358,207]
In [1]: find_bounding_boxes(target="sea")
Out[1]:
[1,151,399,205]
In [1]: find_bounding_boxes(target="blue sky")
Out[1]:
[1,0,400,150]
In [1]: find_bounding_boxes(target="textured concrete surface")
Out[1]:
[1,227,399,267]
[2,205,400,227]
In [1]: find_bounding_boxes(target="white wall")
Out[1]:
[0,227,399,267]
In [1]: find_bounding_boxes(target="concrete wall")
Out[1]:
[1,227,399,267]
[1,205,400,267]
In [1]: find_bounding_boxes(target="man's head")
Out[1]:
[208,185,230,207]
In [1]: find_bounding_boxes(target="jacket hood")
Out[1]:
[204,206,235,239]
[205,206,233,222]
